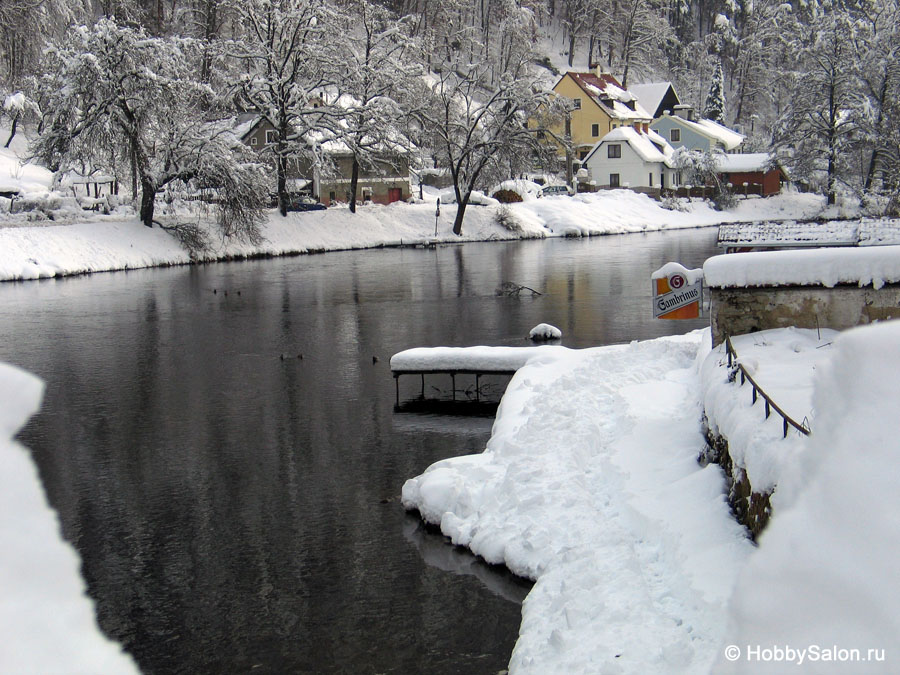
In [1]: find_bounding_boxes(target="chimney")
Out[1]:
[633,122,642,134]
[673,104,693,121]
[643,122,649,134]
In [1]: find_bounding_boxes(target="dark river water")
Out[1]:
[0,228,718,674]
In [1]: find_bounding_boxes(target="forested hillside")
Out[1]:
[2,0,898,214]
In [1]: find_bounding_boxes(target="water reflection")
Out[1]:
[0,229,719,673]
[403,515,532,606]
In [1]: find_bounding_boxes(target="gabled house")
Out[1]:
[651,107,744,153]
[236,116,411,206]
[548,67,654,161]
[628,82,681,119]
[582,125,680,192]
[717,153,787,197]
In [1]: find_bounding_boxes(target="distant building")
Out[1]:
[628,82,681,119]
[651,107,744,153]
[546,67,654,162]
[582,126,680,192]
[716,153,787,197]
[236,116,411,206]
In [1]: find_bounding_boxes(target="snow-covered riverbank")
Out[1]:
[0,364,137,674]
[0,189,828,282]
[402,322,900,673]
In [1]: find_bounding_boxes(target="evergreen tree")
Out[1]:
[704,58,726,123]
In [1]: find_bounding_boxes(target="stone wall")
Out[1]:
[708,283,900,346]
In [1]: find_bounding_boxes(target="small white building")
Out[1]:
[582,126,679,191]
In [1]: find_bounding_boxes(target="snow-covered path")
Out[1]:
[402,333,752,673]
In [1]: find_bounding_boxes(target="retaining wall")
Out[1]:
[708,283,900,346]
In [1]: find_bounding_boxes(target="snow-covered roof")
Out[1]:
[660,114,745,151]
[703,245,900,289]
[583,126,675,166]
[716,152,776,173]
[564,72,653,122]
[628,82,676,117]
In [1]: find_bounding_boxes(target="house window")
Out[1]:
[265,130,276,144]
[573,98,582,110]
[250,137,257,147]
[537,129,546,139]
[608,144,621,159]
[670,129,681,142]
[610,173,620,187]
[591,123,600,137]
[649,173,653,187]
[579,148,590,160]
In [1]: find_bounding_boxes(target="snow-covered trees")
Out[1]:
[703,59,725,124]
[411,15,552,235]
[34,18,267,238]
[0,0,84,85]
[773,7,863,206]
[335,0,421,213]
[227,0,340,216]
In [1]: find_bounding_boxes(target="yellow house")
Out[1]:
[548,68,653,162]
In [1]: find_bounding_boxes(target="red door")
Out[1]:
[388,187,402,203]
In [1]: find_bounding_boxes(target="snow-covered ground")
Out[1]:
[0,189,832,282]
[0,364,137,674]
[402,332,754,673]
[714,321,900,674]
[1,126,836,282]
[403,320,900,673]
[701,327,833,498]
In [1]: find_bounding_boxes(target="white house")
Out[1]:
[582,126,680,191]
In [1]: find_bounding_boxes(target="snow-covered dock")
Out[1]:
[390,346,568,405]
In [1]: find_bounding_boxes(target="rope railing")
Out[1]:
[724,336,811,438]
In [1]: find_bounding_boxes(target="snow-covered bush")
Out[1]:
[494,204,523,233]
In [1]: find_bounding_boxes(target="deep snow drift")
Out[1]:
[402,333,753,673]
[403,321,900,673]
[0,363,137,674]
[714,321,900,673]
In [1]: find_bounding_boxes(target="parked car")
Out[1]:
[289,195,326,211]
[541,184,572,197]
[273,193,326,211]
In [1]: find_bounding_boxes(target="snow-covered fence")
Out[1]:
[725,336,810,438]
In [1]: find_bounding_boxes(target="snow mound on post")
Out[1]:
[715,320,900,673]
[402,332,752,674]
[0,362,137,674]
[528,323,561,341]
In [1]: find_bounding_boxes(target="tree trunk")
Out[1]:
[277,143,288,217]
[452,197,468,235]
[139,177,156,227]
[4,114,17,148]
[349,157,359,214]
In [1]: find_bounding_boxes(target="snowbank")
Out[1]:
[0,362,137,674]
[700,327,834,496]
[704,245,900,290]
[1,184,831,282]
[402,333,752,674]
[716,320,900,673]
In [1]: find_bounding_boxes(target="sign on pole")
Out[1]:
[652,263,703,319]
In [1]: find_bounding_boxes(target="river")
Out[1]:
[0,228,718,673]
